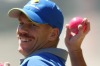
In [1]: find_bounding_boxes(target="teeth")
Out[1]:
[21,39,29,42]
[20,38,30,42]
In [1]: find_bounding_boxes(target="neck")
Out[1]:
[24,38,59,57]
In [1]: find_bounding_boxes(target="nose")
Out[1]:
[17,25,28,35]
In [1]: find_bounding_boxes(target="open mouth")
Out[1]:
[19,37,32,42]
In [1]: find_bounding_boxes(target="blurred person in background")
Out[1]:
[7,0,90,66]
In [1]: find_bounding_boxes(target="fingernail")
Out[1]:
[83,18,87,21]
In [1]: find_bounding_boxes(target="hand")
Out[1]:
[65,18,90,52]
[0,62,10,66]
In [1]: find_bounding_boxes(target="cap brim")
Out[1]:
[8,8,45,24]
[8,8,23,18]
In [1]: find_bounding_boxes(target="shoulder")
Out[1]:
[21,52,65,66]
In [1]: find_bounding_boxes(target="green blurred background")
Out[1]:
[0,0,100,66]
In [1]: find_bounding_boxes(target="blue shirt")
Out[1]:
[20,52,65,66]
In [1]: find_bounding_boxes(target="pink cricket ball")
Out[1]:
[69,17,86,34]
[0,63,4,66]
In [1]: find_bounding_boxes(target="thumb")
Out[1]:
[78,24,83,34]
[65,24,72,40]
[4,62,10,66]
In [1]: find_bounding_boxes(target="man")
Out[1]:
[8,0,90,66]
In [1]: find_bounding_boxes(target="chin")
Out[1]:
[18,46,28,57]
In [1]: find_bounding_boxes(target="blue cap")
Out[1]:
[8,0,64,35]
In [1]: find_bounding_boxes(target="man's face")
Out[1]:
[17,14,54,56]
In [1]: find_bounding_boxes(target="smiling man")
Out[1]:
[17,13,60,56]
[8,0,90,66]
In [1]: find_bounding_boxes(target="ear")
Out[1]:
[48,28,59,41]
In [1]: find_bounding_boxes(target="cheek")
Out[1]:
[38,31,50,42]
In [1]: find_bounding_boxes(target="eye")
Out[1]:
[32,24,36,26]
[30,23,39,29]
[30,22,37,27]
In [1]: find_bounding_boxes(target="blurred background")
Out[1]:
[0,0,100,66]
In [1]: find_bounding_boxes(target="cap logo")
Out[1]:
[31,0,39,4]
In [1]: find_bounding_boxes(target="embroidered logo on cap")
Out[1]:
[31,0,39,4]
[25,0,40,10]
